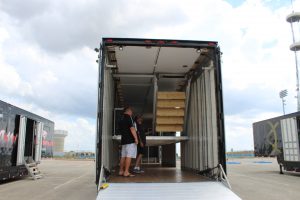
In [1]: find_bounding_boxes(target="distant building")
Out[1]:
[53,130,68,156]
[226,151,254,158]
[64,151,95,159]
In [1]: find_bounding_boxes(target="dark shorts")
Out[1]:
[137,145,145,155]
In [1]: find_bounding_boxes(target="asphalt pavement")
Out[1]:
[0,159,96,200]
[227,157,300,200]
[0,158,300,200]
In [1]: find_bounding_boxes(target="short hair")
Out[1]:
[123,106,132,113]
[134,115,142,121]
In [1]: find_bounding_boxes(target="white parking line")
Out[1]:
[53,172,90,190]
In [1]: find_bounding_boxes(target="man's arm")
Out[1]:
[130,127,139,144]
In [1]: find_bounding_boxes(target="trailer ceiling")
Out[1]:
[114,46,201,74]
[106,45,206,118]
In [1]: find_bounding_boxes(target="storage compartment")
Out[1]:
[96,38,226,184]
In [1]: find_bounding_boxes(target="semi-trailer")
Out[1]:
[0,100,54,180]
[95,38,240,199]
[253,112,300,173]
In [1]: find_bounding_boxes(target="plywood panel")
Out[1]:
[157,92,186,100]
[157,100,185,108]
[156,117,184,125]
[157,108,184,116]
[156,125,183,132]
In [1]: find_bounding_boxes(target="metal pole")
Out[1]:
[282,99,286,115]
[287,1,300,111]
[183,78,192,135]
[152,74,158,135]
[148,146,150,164]
[293,51,300,111]
[290,0,294,12]
[289,21,300,111]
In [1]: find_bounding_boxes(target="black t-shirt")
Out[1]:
[136,123,146,145]
[119,114,135,145]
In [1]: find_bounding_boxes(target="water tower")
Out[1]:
[53,130,68,155]
[286,3,300,111]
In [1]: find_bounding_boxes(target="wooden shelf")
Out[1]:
[157,108,184,117]
[157,92,186,100]
[156,117,184,125]
[157,100,185,108]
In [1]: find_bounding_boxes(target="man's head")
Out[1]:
[134,115,143,124]
[123,106,133,116]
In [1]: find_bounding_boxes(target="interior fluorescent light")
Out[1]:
[119,46,123,51]
[175,107,180,109]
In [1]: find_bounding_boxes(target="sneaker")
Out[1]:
[133,168,141,174]
[139,169,145,173]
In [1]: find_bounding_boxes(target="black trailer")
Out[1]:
[0,100,54,181]
[95,38,240,199]
[253,112,300,173]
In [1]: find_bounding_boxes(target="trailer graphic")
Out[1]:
[253,112,300,173]
[0,100,54,181]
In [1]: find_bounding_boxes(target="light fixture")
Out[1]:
[196,48,201,53]
[279,89,288,115]
[119,46,123,51]
[175,107,180,109]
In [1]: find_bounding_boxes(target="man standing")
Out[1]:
[119,107,138,177]
[133,115,146,173]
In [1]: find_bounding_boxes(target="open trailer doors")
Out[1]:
[16,116,44,165]
[280,117,300,163]
[35,122,44,163]
[0,100,54,181]
[17,116,27,166]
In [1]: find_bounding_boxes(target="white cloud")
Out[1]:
[0,30,33,97]
[0,0,299,151]
[0,62,21,92]
[56,117,95,151]
[225,111,281,151]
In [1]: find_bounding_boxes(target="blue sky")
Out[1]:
[226,0,245,7]
[0,0,299,152]
[226,0,292,9]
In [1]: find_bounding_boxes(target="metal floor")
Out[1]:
[97,182,241,200]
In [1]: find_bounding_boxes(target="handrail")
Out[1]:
[218,164,232,189]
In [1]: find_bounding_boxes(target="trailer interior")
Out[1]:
[97,39,226,184]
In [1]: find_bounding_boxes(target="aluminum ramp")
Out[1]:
[97,182,241,200]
